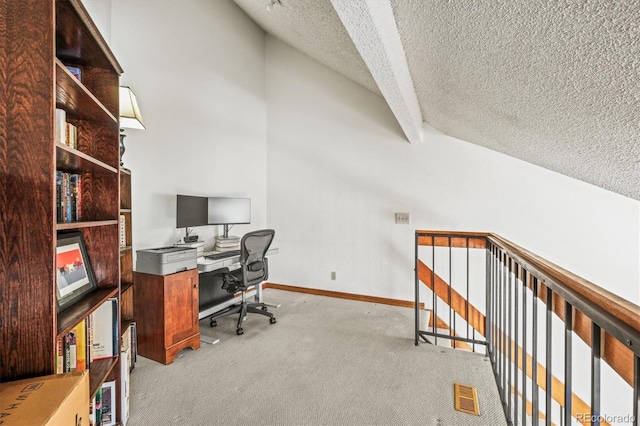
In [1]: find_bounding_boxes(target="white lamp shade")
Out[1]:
[119,86,145,130]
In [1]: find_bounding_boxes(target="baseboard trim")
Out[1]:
[263,282,424,309]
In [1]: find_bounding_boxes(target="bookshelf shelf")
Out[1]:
[56,220,118,230]
[56,143,118,174]
[55,59,117,124]
[88,357,119,399]
[121,281,133,293]
[57,287,119,337]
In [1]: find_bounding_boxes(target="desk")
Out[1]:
[196,247,279,321]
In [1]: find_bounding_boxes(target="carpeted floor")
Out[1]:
[127,289,506,425]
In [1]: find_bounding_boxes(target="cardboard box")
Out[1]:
[0,370,89,425]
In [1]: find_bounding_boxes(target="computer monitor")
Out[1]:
[176,195,208,241]
[208,197,251,238]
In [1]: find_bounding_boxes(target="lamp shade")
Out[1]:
[119,86,145,130]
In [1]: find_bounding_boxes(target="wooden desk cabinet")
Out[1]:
[134,269,201,364]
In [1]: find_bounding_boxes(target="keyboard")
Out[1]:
[204,250,241,260]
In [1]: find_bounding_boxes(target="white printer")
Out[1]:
[136,246,197,276]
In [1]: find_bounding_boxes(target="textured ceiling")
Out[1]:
[234,0,639,200]
[234,0,380,95]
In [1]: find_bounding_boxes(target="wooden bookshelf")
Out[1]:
[0,0,125,422]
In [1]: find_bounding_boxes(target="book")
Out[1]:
[55,171,63,222]
[71,318,87,371]
[65,122,78,148]
[75,174,82,220]
[63,333,72,372]
[89,298,118,361]
[54,108,66,145]
[130,321,137,369]
[55,338,64,374]
[121,322,131,353]
[69,174,79,222]
[94,387,102,426]
[62,172,70,222]
[67,329,77,371]
[120,346,131,426]
[85,314,92,368]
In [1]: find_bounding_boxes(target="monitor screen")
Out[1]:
[208,197,251,225]
[176,195,209,228]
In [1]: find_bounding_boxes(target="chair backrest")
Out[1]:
[240,229,275,286]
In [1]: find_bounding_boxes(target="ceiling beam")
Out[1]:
[331,0,423,144]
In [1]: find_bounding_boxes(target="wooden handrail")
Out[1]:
[416,230,489,249]
[487,233,640,338]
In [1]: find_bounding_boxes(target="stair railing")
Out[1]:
[414,230,640,426]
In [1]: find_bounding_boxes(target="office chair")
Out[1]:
[207,229,277,335]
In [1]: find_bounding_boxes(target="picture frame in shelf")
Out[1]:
[56,231,97,312]
[100,380,117,426]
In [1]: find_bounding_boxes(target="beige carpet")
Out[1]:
[127,289,506,425]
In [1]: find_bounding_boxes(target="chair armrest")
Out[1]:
[247,260,264,272]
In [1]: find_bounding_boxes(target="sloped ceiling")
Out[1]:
[234,0,639,200]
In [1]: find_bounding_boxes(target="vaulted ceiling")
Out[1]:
[234,0,639,200]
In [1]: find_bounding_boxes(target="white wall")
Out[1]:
[89,1,638,306]
[109,0,268,253]
[82,0,111,44]
[265,36,640,305]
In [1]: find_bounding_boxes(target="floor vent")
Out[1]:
[454,383,480,416]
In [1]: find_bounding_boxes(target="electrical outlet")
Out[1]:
[331,271,336,280]
[395,212,410,224]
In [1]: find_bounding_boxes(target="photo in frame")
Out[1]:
[56,231,97,312]
[100,380,116,426]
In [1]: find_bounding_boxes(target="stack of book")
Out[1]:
[174,240,204,257]
[56,171,82,223]
[54,108,78,149]
[214,235,240,252]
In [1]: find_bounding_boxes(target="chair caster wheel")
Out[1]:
[270,317,277,324]
[261,306,268,311]
[236,327,244,335]
[210,320,217,327]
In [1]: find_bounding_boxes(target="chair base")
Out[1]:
[208,300,276,335]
